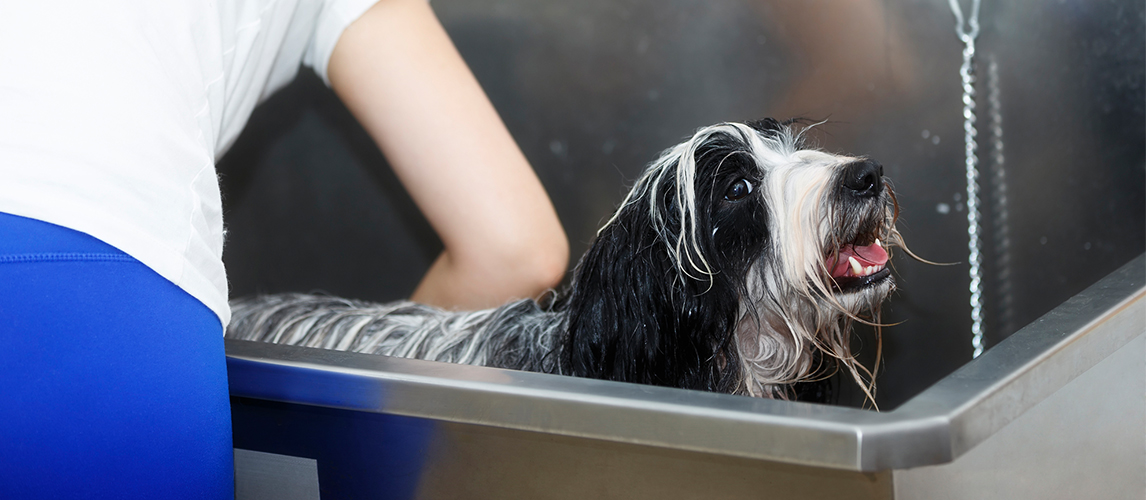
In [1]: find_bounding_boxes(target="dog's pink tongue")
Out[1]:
[828,242,889,278]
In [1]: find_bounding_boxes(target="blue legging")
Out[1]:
[0,212,234,499]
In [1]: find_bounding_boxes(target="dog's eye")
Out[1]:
[724,179,754,201]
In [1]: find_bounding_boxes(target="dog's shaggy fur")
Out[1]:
[226,119,904,401]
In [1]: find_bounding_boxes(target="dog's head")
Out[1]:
[563,119,901,400]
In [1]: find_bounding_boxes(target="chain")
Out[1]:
[949,0,985,358]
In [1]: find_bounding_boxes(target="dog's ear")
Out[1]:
[746,117,785,135]
[561,212,741,392]
[561,171,745,393]
[746,117,809,145]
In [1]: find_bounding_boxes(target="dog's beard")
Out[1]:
[734,244,897,400]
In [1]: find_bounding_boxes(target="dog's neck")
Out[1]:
[732,308,823,398]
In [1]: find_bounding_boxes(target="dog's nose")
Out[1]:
[841,160,883,198]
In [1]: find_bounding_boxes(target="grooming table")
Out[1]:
[228,254,1144,500]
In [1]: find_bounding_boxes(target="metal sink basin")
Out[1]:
[227,254,1144,500]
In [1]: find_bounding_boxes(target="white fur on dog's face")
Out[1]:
[763,149,854,291]
[759,148,897,302]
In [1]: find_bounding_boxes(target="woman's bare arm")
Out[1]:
[327,0,568,310]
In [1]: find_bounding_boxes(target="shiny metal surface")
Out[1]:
[218,0,1146,409]
[226,254,1144,472]
[412,422,896,500]
[233,449,320,500]
[893,334,1145,500]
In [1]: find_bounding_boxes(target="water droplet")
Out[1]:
[601,140,616,155]
[936,203,951,214]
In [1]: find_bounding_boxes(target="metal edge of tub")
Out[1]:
[225,253,1145,472]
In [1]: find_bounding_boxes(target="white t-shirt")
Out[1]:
[0,0,379,327]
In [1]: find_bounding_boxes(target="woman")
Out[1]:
[0,0,567,497]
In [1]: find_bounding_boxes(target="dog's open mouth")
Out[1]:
[827,239,891,291]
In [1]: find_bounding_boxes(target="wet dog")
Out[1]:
[226,119,903,401]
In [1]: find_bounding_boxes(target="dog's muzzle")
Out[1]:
[828,159,892,292]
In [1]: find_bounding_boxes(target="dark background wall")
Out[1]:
[218,0,1145,409]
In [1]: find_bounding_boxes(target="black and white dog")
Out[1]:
[226,119,904,401]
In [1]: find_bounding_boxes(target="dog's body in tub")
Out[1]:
[226,119,903,401]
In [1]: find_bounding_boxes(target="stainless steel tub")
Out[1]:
[227,254,1144,500]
